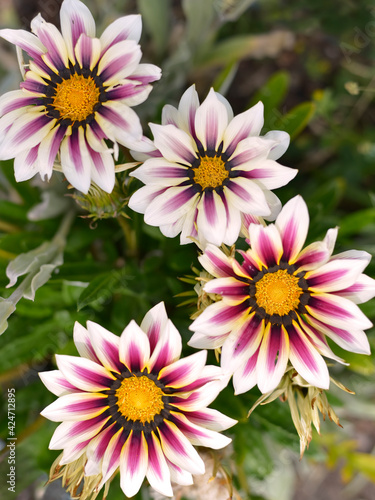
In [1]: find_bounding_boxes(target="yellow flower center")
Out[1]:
[255,269,303,316]
[52,74,100,122]
[115,375,164,424]
[193,155,229,190]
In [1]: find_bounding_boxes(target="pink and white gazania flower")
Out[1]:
[189,195,375,395]
[0,0,161,193]
[39,302,236,498]
[128,85,296,246]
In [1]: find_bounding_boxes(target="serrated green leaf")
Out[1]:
[273,101,316,139]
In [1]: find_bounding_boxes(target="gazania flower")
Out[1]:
[189,195,375,394]
[128,85,296,246]
[0,0,161,193]
[39,302,236,498]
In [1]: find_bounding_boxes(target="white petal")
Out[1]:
[119,320,151,372]
[60,0,96,63]
[264,130,290,160]
[194,88,228,151]
[223,101,264,157]
[119,431,148,498]
[275,195,309,263]
[100,14,142,53]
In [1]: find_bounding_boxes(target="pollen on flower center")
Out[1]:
[255,269,303,316]
[193,155,229,190]
[115,375,164,423]
[52,74,100,122]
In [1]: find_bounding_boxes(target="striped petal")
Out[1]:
[148,320,182,374]
[194,88,228,151]
[221,192,243,246]
[119,320,150,372]
[167,459,193,486]
[150,123,197,165]
[73,322,101,364]
[225,178,271,216]
[13,146,40,182]
[256,323,289,394]
[276,195,309,263]
[146,432,173,497]
[232,350,258,395]
[96,101,143,147]
[288,322,330,389]
[0,28,45,60]
[31,14,69,70]
[131,157,189,186]
[305,315,371,355]
[242,159,297,190]
[119,431,148,498]
[187,408,237,431]
[198,243,236,278]
[144,185,200,226]
[204,277,249,304]
[248,222,283,267]
[55,354,116,392]
[228,136,273,168]
[306,257,370,293]
[294,240,331,271]
[98,39,142,86]
[37,124,66,180]
[190,300,249,337]
[128,185,168,214]
[87,143,115,193]
[49,414,109,450]
[74,33,101,70]
[60,128,91,194]
[41,392,108,421]
[335,273,375,304]
[306,293,373,331]
[39,370,78,396]
[196,190,227,246]
[85,422,117,476]
[86,321,121,373]
[0,110,55,161]
[223,101,264,157]
[100,14,142,53]
[174,84,200,137]
[158,350,207,389]
[99,428,127,487]
[170,412,232,449]
[221,313,264,373]
[158,420,205,475]
[60,0,96,63]
[170,378,229,411]
[140,301,169,352]
[0,89,40,116]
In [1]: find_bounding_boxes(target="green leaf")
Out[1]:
[273,101,316,139]
[137,0,171,56]
[249,71,290,119]
[0,298,16,335]
[77,272,122,311]
[213,60,239,95]
[182,0,217,48]
[338,208,375,237]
